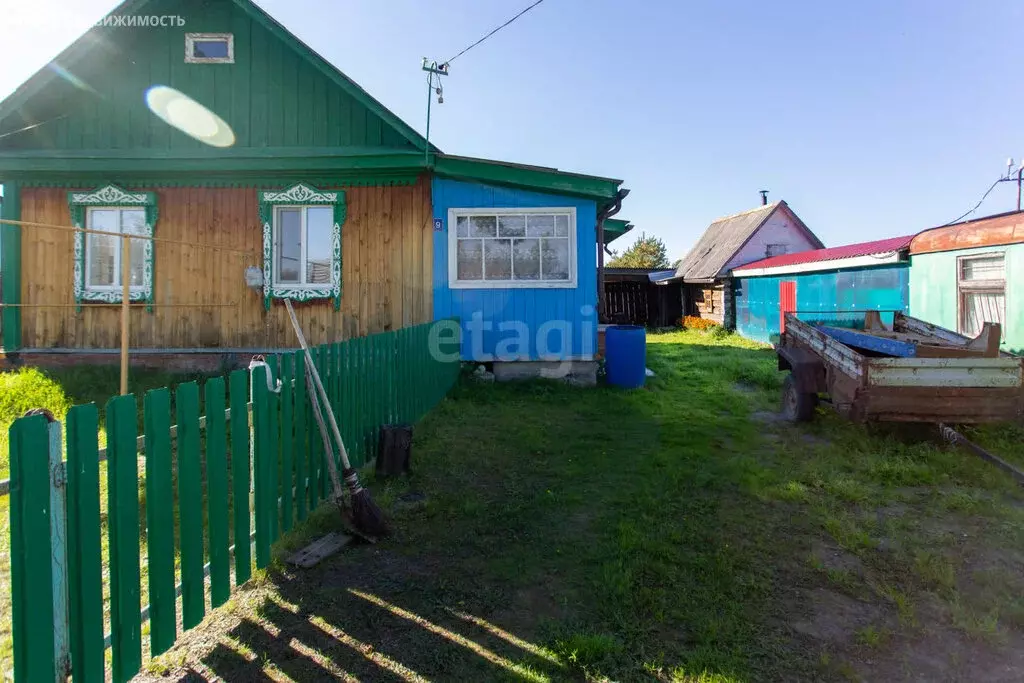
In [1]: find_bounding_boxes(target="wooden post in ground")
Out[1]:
[120,233,130,395]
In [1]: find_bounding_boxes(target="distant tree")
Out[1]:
[606,233,670,268]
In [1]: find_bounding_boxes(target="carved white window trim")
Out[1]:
[68,185,157,310]
[259,183,345,310]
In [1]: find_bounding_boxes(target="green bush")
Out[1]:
[0,368,73,476]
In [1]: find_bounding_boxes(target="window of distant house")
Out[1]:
[85,207,146,292]
[957,253,1005,339]
[185,33,234,63]
[274,206,334,288]
[766,244,788,257]
[448,208,576,288]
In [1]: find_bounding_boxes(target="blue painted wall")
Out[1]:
[735,265,910,343]
[432,178,598,361]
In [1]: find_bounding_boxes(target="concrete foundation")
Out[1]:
[492,360,598,386]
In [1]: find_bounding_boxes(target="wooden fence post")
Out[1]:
[175,382,204,630]
[106,395,142,683]
[143,389,176,657]
[48,418,71,680]
[252,363,273,568]
[10,413,71,682]
[229,369,252,585]
[66,404,104,683]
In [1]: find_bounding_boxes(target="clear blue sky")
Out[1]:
[5,0,1024,259]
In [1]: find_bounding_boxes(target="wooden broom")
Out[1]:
[284,300,390,538]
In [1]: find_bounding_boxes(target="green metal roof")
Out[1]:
[433,155,624,204]
[603,218,634,244]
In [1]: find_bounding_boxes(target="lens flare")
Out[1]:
[145,85,235,148]
[47,63,98,94]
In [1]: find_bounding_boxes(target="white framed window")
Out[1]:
[84,207,146,293]
[447,207,576,289]
[185,33,234,64]
[273,205,334,289]
[957,252,1005,338]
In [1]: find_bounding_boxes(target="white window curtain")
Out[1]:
[449,209,575,288]
[958,253,1005,338]
[961,291,1005,338]
[85,208,146,291]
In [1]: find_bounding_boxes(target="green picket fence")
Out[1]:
[5,321,460,683]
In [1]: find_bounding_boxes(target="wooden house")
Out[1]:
[732,235,913,343]
[670,198,822,327]
[0,0,627,371]
[909,210,1023,354]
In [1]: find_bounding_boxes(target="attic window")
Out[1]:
[185,33,234,63]
[766,244,788,257]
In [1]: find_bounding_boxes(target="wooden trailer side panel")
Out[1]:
[859,386,1024,423]
[784,314,865,382]
[866,357,1023,388]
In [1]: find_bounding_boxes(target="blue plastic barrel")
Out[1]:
[605,325,646,388]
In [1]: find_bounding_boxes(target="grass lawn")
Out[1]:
[10,332,1024,682]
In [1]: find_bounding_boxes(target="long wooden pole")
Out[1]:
[283,299,353,472]
[120,233,130,395]
[304,365,345,501]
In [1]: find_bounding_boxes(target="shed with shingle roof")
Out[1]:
[671,199,822,326]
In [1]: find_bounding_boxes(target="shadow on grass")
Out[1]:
[202,587,567,682]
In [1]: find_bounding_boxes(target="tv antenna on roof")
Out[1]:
[1003,156,1023,212]
[418,0,546,167]
[421,59,449,167]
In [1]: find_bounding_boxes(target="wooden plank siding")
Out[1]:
[18,179,432,349]
[684,283,726,325]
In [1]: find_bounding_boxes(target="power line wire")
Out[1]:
[444,0,546,66]
[0,114,68,141]
[941,177,1004,226]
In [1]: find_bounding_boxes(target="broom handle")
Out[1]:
[304,366,345,500]
[283,299,354,472]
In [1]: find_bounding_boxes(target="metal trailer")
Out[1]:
[775,312,1024,423]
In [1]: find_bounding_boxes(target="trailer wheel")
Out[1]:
[782,374,817,422]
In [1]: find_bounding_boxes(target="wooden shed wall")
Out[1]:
[18,179,432,349]
[684,283,726,325]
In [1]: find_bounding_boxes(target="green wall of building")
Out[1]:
[0,0,420,154]
[910,243,1023,354]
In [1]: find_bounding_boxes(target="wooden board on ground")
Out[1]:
[286,532,353,568]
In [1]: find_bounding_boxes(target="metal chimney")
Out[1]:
[759,190,769,205]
